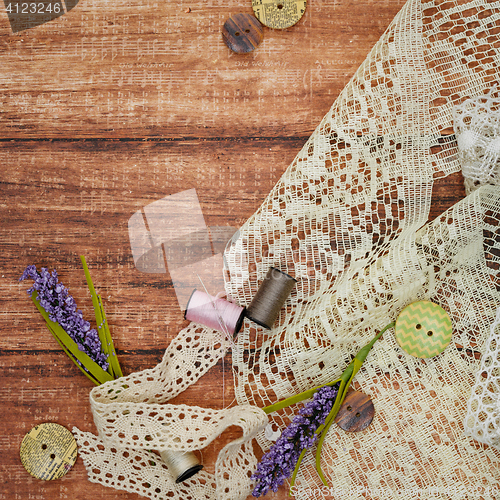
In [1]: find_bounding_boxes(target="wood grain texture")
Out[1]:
[0,0,469,499]
[222,13,264,53]
[0,0,404,139]
[334,390,375,433]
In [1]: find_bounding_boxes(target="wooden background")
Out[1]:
[0,0,467,498]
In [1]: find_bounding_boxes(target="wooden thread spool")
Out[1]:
[246,267,296,329]
[160,449,203,483]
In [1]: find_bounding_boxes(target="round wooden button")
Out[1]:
[222,13,264,54]
[252,0,306,30]
[395,300,452,358]
[20,423,78,480]
[335,391,374,432]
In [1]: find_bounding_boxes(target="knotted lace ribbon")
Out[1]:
[73,322,268,500]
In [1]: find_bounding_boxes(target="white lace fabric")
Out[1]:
[457,89,500,450]
[465,307,500,449]
[74,322,267,500]
[454,88,500,194]
[75,1,500,498]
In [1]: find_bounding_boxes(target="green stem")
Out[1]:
[80,255,123,380]
[80,256,109,360]
[289,448,307,496]
[268,321,396,491]
[314,321,395,484]
[353,322,395,367]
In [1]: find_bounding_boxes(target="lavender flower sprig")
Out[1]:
[20,265,109,370]
[20,257,122,385]
[251,384,339,497]
[252,322,396,497]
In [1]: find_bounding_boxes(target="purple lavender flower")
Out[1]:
[251,383,339,497]
[20,265,109,371]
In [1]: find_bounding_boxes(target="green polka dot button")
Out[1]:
[395,300,452,358]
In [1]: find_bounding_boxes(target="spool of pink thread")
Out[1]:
[185,290,245,336]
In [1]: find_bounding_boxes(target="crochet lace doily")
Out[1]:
[454,88,500,195]
[75,0,500,499]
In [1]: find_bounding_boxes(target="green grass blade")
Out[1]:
[97,294,123,379]
[80,256,110,361]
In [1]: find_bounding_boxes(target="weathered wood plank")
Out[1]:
[0,139,300,356]
[0,0,406,138]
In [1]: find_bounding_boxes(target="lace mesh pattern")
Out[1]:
[454,88,500,193]
[465,307,500,448]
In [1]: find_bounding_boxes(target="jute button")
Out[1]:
[335,391,375,432]
[252,0,306,29]
[222,13,264,53]
[395,300,452,358]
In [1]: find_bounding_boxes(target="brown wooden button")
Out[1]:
[334,391,375,432]
[252,0,306,30]
[222,13,264,54]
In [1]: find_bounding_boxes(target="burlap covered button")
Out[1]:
[222,13,264,53]
[395,300,452,358]
[335,391,375,432]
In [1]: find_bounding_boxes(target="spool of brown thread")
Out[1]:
[245,267,296,330]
